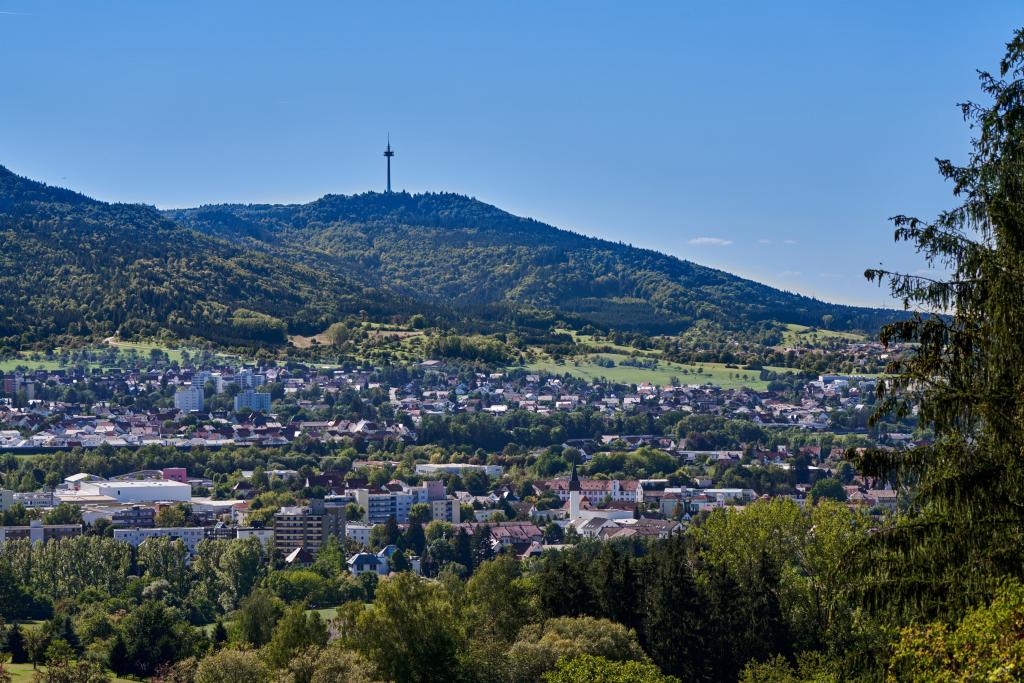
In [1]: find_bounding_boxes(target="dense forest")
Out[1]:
[168,191,895,336]
[0,160,897,351]
[0,167,413,349]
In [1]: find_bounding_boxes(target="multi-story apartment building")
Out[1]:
[273,499,344,559]
[82,504,156,528]
[352,479,447,524]
[113,526,206,555]
[0,488,13,512]
[540,477,640,504]
[192,371,224,394]
[0,519,82,544]
[174,385,204,412]
[236,369,266,390]
[430,498,461,524]
[345,522,373,548]
[234,389,272,413]
[13,491,55,508]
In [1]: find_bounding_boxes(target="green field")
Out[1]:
[4,662,134,683]
[0,339,238,372]
[102,339,191,364]
[200,604,341,635]
[781,323,867,347]
[554,328,645,355]
[524,353,791,389]
[0,357,68,372]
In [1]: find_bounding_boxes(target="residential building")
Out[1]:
[174,385,204,412]
[114,527,206,555]
[415,463,504,477]
[352,479,446,524]
[13,490,55,508]
[234,389,272,413]
[0,488,13,512]
[345,522,373,548]
[236,369,266,390]
[273,499,344,559]
[192,371,224,394]
[235,527,275,548]
[347,551,389,576]
[81,504,156,528]
[0,519,82,544]
[430,498,461,524]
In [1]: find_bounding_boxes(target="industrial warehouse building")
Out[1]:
[76,480,191,503]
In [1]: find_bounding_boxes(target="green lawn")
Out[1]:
[102,339,188,364]
[0,357,68,372]
[199,605,341,635]
[523,353,791,390]
[4,662,134,683]
[553,328,648,355]
[781,323,867,347]
[0,339,241,372]
[309,606,339,621]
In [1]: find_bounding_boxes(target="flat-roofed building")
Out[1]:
[13,491,55,508]
[174,385,204,412]
[234,389,271,413]
[114,527,206,555]
[0,519,82,544]
[74,480,191,504]
[82,504,156,528]
[273,500,344,559]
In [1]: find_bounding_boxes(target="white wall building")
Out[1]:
[114,526,205,554]
[236,369,267,389]
[352,480,448,524]
[174,385,204,412]
[415,463,504,477]
[234,389,271,413]
[235,527,274,548]
[192,371,224,394]
[345,522,373,547]
[13,491,55,508]
[78,480,191,503]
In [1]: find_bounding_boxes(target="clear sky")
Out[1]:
[1,2,1020,307]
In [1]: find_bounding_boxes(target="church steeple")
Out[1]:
[568,460,582,519]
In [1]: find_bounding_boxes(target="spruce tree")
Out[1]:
[5,624,27,664]
[862,28,1024,620]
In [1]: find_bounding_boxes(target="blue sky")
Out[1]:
[1,2,1020,307]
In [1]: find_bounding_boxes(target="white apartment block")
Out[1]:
[234,389,271,413]
[174,385,204,412]
[114,526,206,555]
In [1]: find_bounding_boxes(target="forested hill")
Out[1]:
[168,191,896,334]
[0,166,411,347]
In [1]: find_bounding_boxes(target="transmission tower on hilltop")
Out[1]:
[383,135,395,193]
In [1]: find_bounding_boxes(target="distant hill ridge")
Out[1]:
[0,164,896,347]
[0,165,411,347]
[168,190,896,334]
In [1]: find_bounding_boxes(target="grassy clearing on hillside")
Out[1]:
[781,323,866,347]
[103,338,187,364]
[554,328,648,355]
[524,353,791,390]
[0,340,238,372]
[0,356,68,372]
